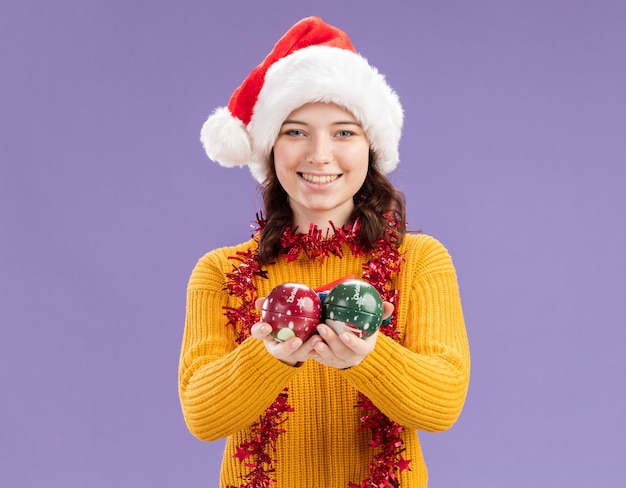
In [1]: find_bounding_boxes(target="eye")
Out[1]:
[336,130,354,138]
[285,129,305,137]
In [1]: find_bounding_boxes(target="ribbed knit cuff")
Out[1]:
[236,336,302,387]
[181,337,302,440]
[338,332,398,389]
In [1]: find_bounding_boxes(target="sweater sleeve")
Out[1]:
[340,235,470,432]
[178,248,299,441]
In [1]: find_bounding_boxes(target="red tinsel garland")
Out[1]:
[224,213,410,488]
[230,392,294,488]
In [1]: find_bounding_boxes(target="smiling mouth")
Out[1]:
[299,173,340,184]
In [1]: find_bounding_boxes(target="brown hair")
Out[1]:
[258,151,406,264]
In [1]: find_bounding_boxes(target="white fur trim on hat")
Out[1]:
[200,107,252,168]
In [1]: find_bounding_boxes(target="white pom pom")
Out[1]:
[200,107,252,167]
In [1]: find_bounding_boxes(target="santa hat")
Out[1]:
[200,16,403,183]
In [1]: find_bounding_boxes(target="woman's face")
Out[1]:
[273,102,370,228]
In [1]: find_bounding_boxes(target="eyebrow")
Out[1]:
[281,119,362,126]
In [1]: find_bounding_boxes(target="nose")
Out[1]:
[307,134,332,166]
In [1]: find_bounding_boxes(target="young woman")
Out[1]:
[179,17,470,488]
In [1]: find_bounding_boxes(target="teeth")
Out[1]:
[301,173,338,184]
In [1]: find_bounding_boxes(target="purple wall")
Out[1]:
[1,1,625,486]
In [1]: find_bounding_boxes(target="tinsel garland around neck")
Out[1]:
[224,213,410,488]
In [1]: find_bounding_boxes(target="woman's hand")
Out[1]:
[311,301,394,369]
[252,297,322,366]
[310,324,378,369]
[250,321,322,366]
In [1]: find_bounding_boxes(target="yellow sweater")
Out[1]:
[179,233,470,487]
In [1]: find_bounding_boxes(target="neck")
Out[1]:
[291,208,354,235]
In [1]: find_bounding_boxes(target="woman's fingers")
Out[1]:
[312,324,378,368]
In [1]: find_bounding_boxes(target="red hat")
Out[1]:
[200,16,403,183]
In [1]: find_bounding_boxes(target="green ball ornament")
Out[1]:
[322,279,384,338]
